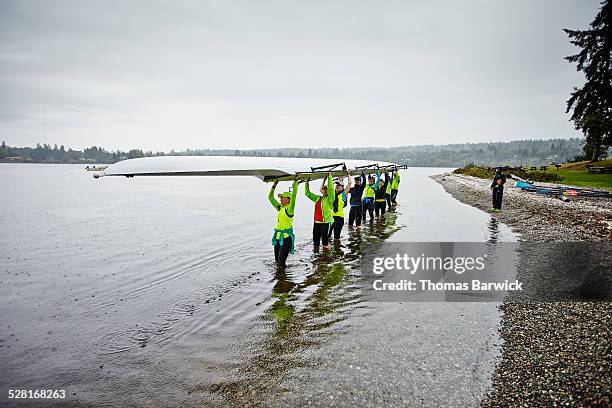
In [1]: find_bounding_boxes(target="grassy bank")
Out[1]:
[454,160,612,190]
[546,160,612,190]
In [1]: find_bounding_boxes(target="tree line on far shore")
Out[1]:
[0,142,164,164]
[0,138,599,167]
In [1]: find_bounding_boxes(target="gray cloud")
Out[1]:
[0,0,599,151]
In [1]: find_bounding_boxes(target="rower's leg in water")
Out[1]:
[363,200,374,222]
[327,219,335,239]
[385,193,392,211]
[321,223,329,247]
[313,223,321,248]
[374,201,384,216]
[313,223,329,248]
[276,236,292,267]
[331,216,344,239]
[349,206,362,226]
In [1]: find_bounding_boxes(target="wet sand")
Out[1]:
[434,173,611,407]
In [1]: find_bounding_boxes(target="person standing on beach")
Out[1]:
[491,167,506,212]
[348,173,366,227]
[305,174,335,250]
[269,177,299,267]
[328,174,351,241]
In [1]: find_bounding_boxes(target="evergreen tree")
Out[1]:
[564,1,612,161]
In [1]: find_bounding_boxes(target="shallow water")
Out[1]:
[0,164,515,407]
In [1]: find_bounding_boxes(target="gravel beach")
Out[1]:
[433,173,611,407]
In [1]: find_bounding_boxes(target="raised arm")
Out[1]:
[359,173,366,193]
[344,173,352,195]
[268,181,280,209]
[374,171,381,190]
[287,179,298,215]
[304,179,319,202]
[326,174,335,205]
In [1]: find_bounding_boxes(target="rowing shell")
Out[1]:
[93,156,405,182]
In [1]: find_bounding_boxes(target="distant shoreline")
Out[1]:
[0,138,590,167]
[0,160,454,168]
[0,160,109,165]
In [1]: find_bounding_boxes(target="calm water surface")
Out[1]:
[0,163,515,407]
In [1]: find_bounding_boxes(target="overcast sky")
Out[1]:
[0,0,600,151]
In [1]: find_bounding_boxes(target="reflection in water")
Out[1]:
[487,217,500,245]
[203,212,403,405]
[269,269,298,326]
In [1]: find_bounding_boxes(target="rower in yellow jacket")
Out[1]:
[362,171,380,222]
[328,174,351,241]
[390,170,400,208]
[305,174,334,250]
[268,178,299,268]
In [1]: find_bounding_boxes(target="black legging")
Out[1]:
[492,186,504,210]
[375,200,386,216]
[348,205,362,226]
[328,216,344,240]
[362,199,374,222]
[312,222,329,247]
[385,193,392,211]
[274,236,292,268]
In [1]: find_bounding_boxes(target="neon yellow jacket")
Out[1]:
[269,180,298,239]
[331,190,347,217]
[363,172,380,199]
[391,172,400,190]
[305,175,334,224]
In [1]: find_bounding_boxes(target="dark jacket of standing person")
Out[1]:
[491,171,506,188]
[491,168,506,210]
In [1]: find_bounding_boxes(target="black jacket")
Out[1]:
[375,173,389,200]
[349,174,366,206]
[491,173,506,188]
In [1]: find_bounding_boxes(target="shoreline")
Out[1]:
[433,173,611,407]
